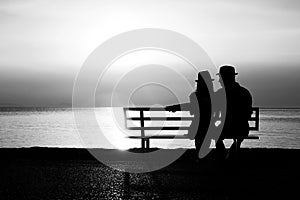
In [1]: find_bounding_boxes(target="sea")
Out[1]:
[0,107,299,149]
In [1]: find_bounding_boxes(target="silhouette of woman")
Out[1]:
[166,71,214,156]
[190,71,213,154]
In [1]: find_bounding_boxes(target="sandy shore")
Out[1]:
[0,147,299,200]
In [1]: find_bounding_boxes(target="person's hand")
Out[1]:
[165,106,176,113]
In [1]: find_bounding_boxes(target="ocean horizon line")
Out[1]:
[1,146,299,150]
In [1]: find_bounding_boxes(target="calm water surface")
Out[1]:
[0,108,299,149]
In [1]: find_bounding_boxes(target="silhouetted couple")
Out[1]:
[166,65,253,160]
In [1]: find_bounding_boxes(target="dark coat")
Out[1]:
[216,82,252,138]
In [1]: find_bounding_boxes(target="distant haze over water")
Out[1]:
[1,0,300,108]
[0,107,299,149]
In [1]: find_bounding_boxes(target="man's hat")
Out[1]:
[216,65,238,76]
[195,70,214,82]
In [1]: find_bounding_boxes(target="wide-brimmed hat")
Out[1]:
[216,65,238,76]
[195,70,214,82]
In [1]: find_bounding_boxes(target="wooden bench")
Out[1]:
[123,107,259,149]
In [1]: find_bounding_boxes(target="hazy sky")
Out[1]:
[1,0,300,107]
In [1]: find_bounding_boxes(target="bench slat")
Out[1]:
[128,135,188,139]
[127,117,193,121]
[128,127,190,130]
[249,126,259,131]
[124,107,168,111]
[128,134,259,140]
[128,126,259,132]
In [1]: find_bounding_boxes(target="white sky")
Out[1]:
[1,0,300,107]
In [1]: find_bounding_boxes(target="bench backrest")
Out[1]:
[123,107,259,136]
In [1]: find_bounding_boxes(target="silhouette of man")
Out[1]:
[166,71,214,156]
[214,65,253,159]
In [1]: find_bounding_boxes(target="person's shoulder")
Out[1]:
[189,91,197,96]
[189,91,198,99]
[214,88,224,98]
[236,83,252,97]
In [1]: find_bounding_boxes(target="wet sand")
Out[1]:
[0,147,299,200]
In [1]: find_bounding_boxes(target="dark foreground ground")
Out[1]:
[0,147,299,200]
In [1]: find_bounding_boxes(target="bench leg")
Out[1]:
[141,138,145,149]
[226,139,238,160]
[146,139,150,149]
[234,139,238,153]
[228,139,243,160]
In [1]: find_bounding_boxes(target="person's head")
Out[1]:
[217,65,238,87]
[195,70,214,92]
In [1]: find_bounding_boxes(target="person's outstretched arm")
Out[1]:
[165,103,190,112]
